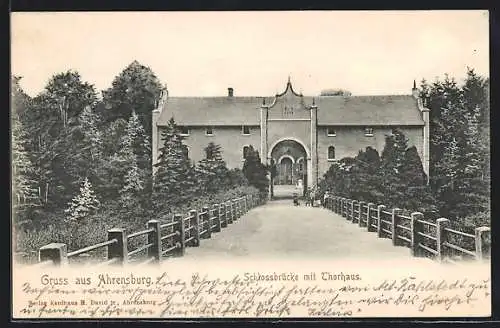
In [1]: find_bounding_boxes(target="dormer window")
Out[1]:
[364,127,374,137]
[206,126,214,136]
[242,125,250,135]
[179,126,190,136]
[327,127,336,136]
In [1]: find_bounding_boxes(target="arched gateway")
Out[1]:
[269,139,309,197]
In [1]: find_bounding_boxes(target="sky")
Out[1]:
[11,10,489,97]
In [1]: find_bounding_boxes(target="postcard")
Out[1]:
[11,10,490,319]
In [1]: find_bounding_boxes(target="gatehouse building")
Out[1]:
[152,78,430,196]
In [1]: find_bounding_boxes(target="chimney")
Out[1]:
[411,79,419,98]
[228,87,234,97]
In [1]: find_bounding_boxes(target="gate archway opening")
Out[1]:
[270,139,308,199]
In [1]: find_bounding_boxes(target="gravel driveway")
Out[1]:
[184,200,433,263]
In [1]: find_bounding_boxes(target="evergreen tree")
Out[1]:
[197,142,230,194]
[64,177,100,222]
[242,145,269,195]
[350,147,384,203]
[401,146,436,212]
[152,118,193,213]
[379,129,409,207]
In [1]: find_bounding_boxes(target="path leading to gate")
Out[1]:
[185,200,433,263]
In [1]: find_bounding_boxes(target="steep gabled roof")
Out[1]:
[316,95,424,126]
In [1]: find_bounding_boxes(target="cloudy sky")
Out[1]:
[11,10,488,97]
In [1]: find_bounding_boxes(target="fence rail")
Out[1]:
[36,194,263,266]
[324,195,490,263]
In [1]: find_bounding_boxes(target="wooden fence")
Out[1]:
[35,194,263,267]
[324,195,491,263]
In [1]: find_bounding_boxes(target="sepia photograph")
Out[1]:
[11,10,491,319]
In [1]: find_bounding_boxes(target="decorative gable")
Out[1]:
[267,78,312,121]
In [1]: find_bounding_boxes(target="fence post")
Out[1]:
[377,205,386,238]
[227,201,233,224]
[358,202,365,227]
[107,228,127,265]
[220,203,227,228]
[39,243,68,266]
[475,227,491,261]
[436,218,450,262]
[350,200,356,221]
[189,209,200,247]
[172,214,185,257]
[391,208,402,246]
[213,203,221,233]
[410,212,424,257]
[147,220,161,263]
[244,196,248,213]
[334,197,339,213]
[202,206,211,239]
[366,203,375,232]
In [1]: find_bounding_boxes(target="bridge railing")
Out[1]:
[35,194,263,266]
[324,195,490,263]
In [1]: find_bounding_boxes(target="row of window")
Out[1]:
[326,127,373,137]
[179,126,374,137]
[242,145,337,161]
[180,126,251,136]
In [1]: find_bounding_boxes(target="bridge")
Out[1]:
[33,193,490,267]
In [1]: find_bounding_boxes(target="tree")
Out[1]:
[18,71,99,209]
[102,60,163,137]
[400,146,435,212]
[11,76,31,118]
[64,177,100,223]
[152,118,194,214]
[44,70,98,127]
[197,142,230,194]
[421,69,490,222]
[242,145,269,195]
[12,116,39,221]
[349,147,384,203]
[379,130,409,207]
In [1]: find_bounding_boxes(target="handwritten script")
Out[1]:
[14,268,491,318]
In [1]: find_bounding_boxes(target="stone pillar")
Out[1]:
[310,102,318,187]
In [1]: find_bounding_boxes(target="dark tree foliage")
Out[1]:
[152,118,193,214]
[101,60,163,137]
[197,142,231,194]
[318,131,434,213]
[420,68,490,225]
[242,145,269,195]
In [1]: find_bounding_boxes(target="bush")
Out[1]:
[15,186,262,264]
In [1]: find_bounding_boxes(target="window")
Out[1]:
[242,125,250,135]
[205,126,214,136]
[243,146,250,159]
[364,127,374,136]
[327,127,336,136]
[179,126,190,136]
[328,146,336,161]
